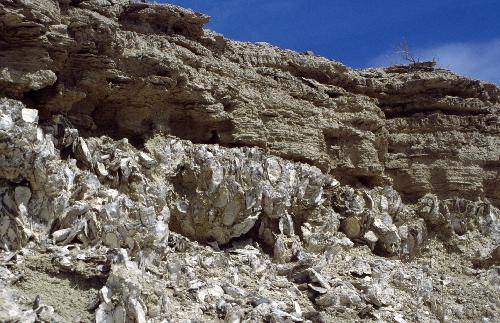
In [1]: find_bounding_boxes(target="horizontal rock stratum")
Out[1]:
[0,1,499,322]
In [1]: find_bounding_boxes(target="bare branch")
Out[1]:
[395,38,420,65]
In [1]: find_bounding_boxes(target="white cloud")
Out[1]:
[368,38,500,85]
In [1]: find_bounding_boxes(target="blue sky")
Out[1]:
[162,0,500,84]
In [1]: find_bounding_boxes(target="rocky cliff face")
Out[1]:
[0,1,499,322]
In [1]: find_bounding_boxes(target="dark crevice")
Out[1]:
[167,116,235,145]
[325,89,343,99]
[336,77,498,106]
[222,101,236,113]
[371,241,396,258]
[286,62,333,85]
[354,175,377,188]
[225,141,254,149]
[222,217,275,257]
[382,105,490,119]
[22,84,59,117]
[207,130,220,144]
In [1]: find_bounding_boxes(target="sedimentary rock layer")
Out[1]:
[0,1,499,322]
[1,0,498,206]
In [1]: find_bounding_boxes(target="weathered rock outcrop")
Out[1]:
[0,1,499,322]
[1,0,498,206]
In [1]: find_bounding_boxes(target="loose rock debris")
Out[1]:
[0,0,499,322]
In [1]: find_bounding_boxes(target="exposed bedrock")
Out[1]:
[0,94,498,321]
[1,0,498,207]
[1,97,497,258]
[1,1,500,322]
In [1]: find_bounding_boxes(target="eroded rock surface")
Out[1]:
[0,1,499,322]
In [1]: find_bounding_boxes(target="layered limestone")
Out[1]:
[0,1,499,322]
[1,0,498,205]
